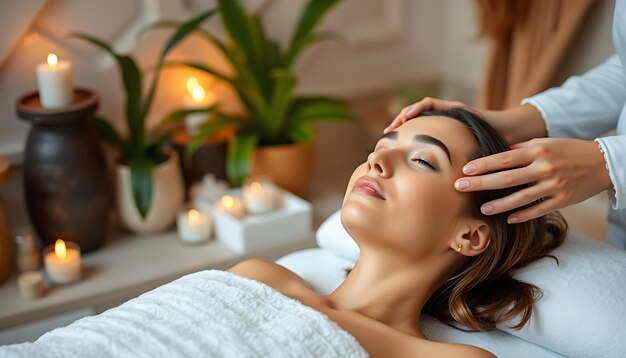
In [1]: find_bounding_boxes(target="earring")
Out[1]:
[456,243,463,253]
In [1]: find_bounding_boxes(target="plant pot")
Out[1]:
[116,151,184,234]
[250,142,315,198]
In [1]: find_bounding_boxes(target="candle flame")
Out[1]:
[55,239,67,260]
[188,209,200,223]
[250,181,262,192]
[186,77,206,103]
[47,53,58,67]
[221,195,235,208]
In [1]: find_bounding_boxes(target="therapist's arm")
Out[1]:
[524,54,626,140]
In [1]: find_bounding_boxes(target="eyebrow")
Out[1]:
[378,131,451,164]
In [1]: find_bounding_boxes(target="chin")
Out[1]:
[341,196,384,242]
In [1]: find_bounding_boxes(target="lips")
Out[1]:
[352,176,385,200]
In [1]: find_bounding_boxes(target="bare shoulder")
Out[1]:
[228,259,310,292]
[435,342,496,358]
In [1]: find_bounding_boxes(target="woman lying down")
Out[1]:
[2,109,567,357]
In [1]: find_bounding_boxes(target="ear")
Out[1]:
[451,219,491,257]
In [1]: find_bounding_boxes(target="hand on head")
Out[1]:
[454,137,613,223]
[385,97,610,223]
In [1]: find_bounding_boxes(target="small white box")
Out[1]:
[211,188,312,253]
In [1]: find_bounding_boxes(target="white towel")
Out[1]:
[1,270,367,358]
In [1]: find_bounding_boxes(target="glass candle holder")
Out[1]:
[43,240,81,285]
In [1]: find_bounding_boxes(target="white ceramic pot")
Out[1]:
[116,152,184,234]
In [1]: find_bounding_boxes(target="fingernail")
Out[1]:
[507,217,519,224]
[404,105,415,117]
[463,164,477,174]
[481,205,494,214]
[455,180,470,190]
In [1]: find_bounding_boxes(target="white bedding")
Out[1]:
[0,270,367,358]
[277,248,564,358]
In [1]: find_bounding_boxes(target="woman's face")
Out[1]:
[342,116,479,259]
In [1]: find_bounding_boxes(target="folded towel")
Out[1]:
[1,270,367,358]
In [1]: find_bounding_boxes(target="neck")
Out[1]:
[328,245,462,338]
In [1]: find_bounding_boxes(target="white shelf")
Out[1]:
[0,230,315,330]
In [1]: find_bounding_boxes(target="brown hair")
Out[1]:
[421,108,567,331]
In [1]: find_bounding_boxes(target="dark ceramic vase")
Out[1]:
[15,89,111,254]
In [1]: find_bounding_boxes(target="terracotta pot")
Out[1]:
[116,151,184,234]
[250,142,315,198]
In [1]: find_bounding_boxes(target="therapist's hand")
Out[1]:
[385,97,547,145]
[453,138,613,223]
[385,97,468,133]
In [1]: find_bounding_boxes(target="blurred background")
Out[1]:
[0,0,615,239]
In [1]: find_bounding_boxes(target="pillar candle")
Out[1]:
[36,54,74,108]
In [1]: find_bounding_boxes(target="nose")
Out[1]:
[367,150,393,178]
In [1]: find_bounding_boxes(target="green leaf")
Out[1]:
[142,9,218,121]
[162,106,217,125]
[71,32,143,156]
[185,116,243,161]
[217,0,262,74]
[287,124,315,143]
[226,132,259,187]
[162,60,233,82]
[288,97,353,127]
[268,69,295,137]
[90,115,128,157]
[286,0,340,65]
[128,157,154,219]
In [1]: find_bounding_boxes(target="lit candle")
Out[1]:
[184,77,216,135]
[177,208,212,244]
[43,239,81,284]
[243,176,279,214]
[36,53,74,108]
[215,194,246,219]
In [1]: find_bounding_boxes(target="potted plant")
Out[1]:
[163,0,354,196]
[72,11,215,233]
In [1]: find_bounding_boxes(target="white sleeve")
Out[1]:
[596,135,626,210]
[521,54,626,140]
[522,54,626,210]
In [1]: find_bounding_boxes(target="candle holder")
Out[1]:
[212,187,312,254]
[15,88,112,253]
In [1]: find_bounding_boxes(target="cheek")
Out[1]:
[386,173,465,253]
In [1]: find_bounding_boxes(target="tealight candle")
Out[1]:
[243,176,279,214]
[215,195,246,219]
[36,53,74,108]
[184,77,216,135]
[177,208,213,244]
[43,239,81,284]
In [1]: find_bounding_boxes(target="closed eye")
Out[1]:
[411,158,436,170]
